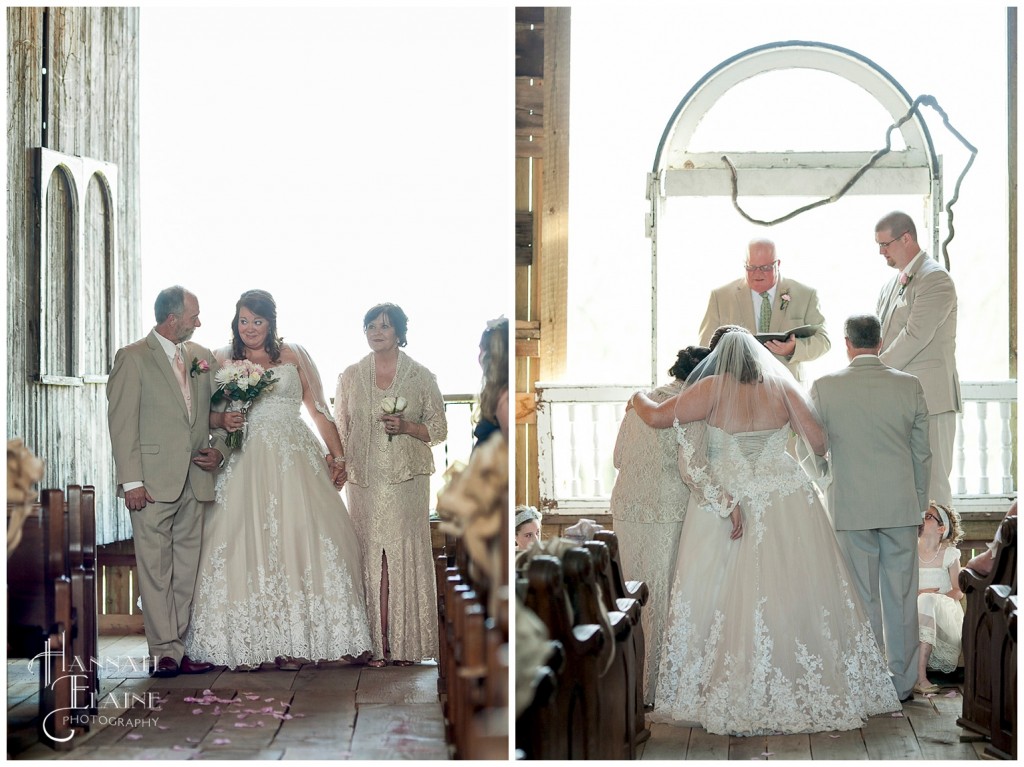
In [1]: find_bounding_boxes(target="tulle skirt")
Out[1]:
[651,481,901,735]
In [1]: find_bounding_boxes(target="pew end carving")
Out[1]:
[958,514,1016,759]
[7,485,99,750]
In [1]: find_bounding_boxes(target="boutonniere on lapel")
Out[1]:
[897,272,913,297]
[779,292,791,311]
[190,357,210,378]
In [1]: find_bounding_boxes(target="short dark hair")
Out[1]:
[875,211,917,242]
[154,285,187,324]
[845,314,881,349]
[668,345,711,380]
[363,303,409,347]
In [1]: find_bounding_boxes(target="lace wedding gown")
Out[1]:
[651,423,901,736]
[610,380,688,706]
[184,363,371,666]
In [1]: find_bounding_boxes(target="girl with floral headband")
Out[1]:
[915,501,964,695]
[515,505,542,550]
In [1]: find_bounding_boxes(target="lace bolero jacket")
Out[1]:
[335,351,447,486]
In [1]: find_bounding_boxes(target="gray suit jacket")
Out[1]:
[699,277,829,381]
[810,355,931,531]
[107,330,228,503]
[877,252,961,415]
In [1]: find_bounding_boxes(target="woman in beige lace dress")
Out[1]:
[335,303,447,666]
[609,344,710,706]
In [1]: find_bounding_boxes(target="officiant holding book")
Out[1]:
[698,238,829,382]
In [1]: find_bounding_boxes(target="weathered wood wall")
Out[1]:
[7,7,141,544]
[514,7,570,511]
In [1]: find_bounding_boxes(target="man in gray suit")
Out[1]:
[699,238,829,381]
[874,211,960,506]
[810,314,931,701]
[107,286,229,678]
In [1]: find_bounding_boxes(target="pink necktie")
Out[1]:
[174,347,192,418]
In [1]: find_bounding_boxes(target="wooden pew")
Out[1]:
[433,433,509,760]
[522,551,606,759]
[958,514,1016,751]
[514,610,564,760]
[435,530,509,759]
[594,529,651,747]
[66,485,99,719]
[984,586,1016,760]
[584,539,636,760]
[7,489,76,749]
[434,540,456,699]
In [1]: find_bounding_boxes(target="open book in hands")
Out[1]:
[755,324,819,344]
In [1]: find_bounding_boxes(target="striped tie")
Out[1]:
[759,292,772,333]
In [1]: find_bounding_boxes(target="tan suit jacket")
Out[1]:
[699,277,829,381]
[877,253,961,416]
[107,330,227,502]
[810,355,931,530]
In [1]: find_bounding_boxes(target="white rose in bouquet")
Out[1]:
[380,396,408,441]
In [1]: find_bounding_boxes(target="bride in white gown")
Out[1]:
[184,289,371,669]
[631,330,900,736]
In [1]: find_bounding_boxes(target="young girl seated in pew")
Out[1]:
[915,502,964,695]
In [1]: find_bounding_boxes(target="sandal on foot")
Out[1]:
[275,656,302,671]
[367,658,388,668]
[392,659,416,667]
[233,664,259,672]
[913,682,940,695]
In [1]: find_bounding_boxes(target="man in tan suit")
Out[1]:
[698,238,829,381]
[874,211,960,506]
[810,314,931,701]
[107,286,228,678]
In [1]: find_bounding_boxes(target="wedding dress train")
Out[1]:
[651,423,901,735]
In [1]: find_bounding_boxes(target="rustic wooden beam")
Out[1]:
[516,211,534,266]
[516,134,545,159]
[539,7,570,382]
[515,11,544,77]
[516,339,540,358]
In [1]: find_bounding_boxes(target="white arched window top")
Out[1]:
[646,41,942,383]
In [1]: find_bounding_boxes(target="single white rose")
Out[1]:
[394,396,408,412]
[381,396,398,413]
[248,373,261,387]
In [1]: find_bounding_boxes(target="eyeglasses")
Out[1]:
[743,261,778,273]
[877,232,906,250]
[923,513,941,524]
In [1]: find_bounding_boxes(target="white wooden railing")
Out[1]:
[535,380,1017,514]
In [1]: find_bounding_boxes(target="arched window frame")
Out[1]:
[37,147,119,385]
[646,40,941,383]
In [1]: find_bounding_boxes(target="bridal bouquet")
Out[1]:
[212,360,276,448]
[381,395,408,442]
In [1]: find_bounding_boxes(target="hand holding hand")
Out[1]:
[193,448,223,471]
[124,486,154,511]
[330,462,348,489]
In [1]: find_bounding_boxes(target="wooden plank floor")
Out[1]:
[637,675,989,761]
[7,634,452,760]
[9,636,989,761]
